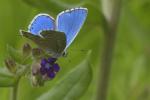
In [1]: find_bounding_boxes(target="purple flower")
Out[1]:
[53,63,60,72]
[48,57,57,64]
[47,71,55,78]
[40,58,47,67]
[39,57,60,79]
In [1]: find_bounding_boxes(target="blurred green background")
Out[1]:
[0,0,150,100]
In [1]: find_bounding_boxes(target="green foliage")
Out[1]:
[22,0,88,13]
[0,0,150,100]
[6,45,23,64]
[0,68,17,87]
[38,52,92,100]
[6,45,32,65]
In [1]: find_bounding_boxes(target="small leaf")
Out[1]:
[7,45,23,63]
[4,58,17,73]
[6,45,32,65]
[37,51,92,100]
[0,68,17,87]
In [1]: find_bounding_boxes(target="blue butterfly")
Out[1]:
[21,8,88,79]
[22,7,88,58]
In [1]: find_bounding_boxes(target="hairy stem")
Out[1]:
[11,78,19,100]
[97,0,122,100]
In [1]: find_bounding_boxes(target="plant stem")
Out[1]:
[97,0,122,100]
[11,78,19,100]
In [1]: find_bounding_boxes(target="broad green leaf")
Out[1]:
[0,68,16,87]
[37,52,92,100]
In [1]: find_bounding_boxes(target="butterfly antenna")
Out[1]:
[15,30,25,38]
[16,34,22,37]
[15,32,22,38]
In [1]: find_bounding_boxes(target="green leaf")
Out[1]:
[22,0,87,13]
[6,45,23,63]
[6,45,32,65]
[37,51,92,100]
[0,68,17,87]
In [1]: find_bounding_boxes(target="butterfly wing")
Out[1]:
[56,8,88,49]
[40,30,66,54]
[20,30,66,58]
[28,14,55,35]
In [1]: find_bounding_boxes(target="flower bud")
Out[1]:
[5,58,17,73]
[22,43,31,56]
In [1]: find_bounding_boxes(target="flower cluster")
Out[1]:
[40,57,60,79]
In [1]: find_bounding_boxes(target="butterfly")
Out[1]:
[20,7,88,58]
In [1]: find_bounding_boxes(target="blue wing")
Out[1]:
[56,8,88,49]
[28,14,55,35]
